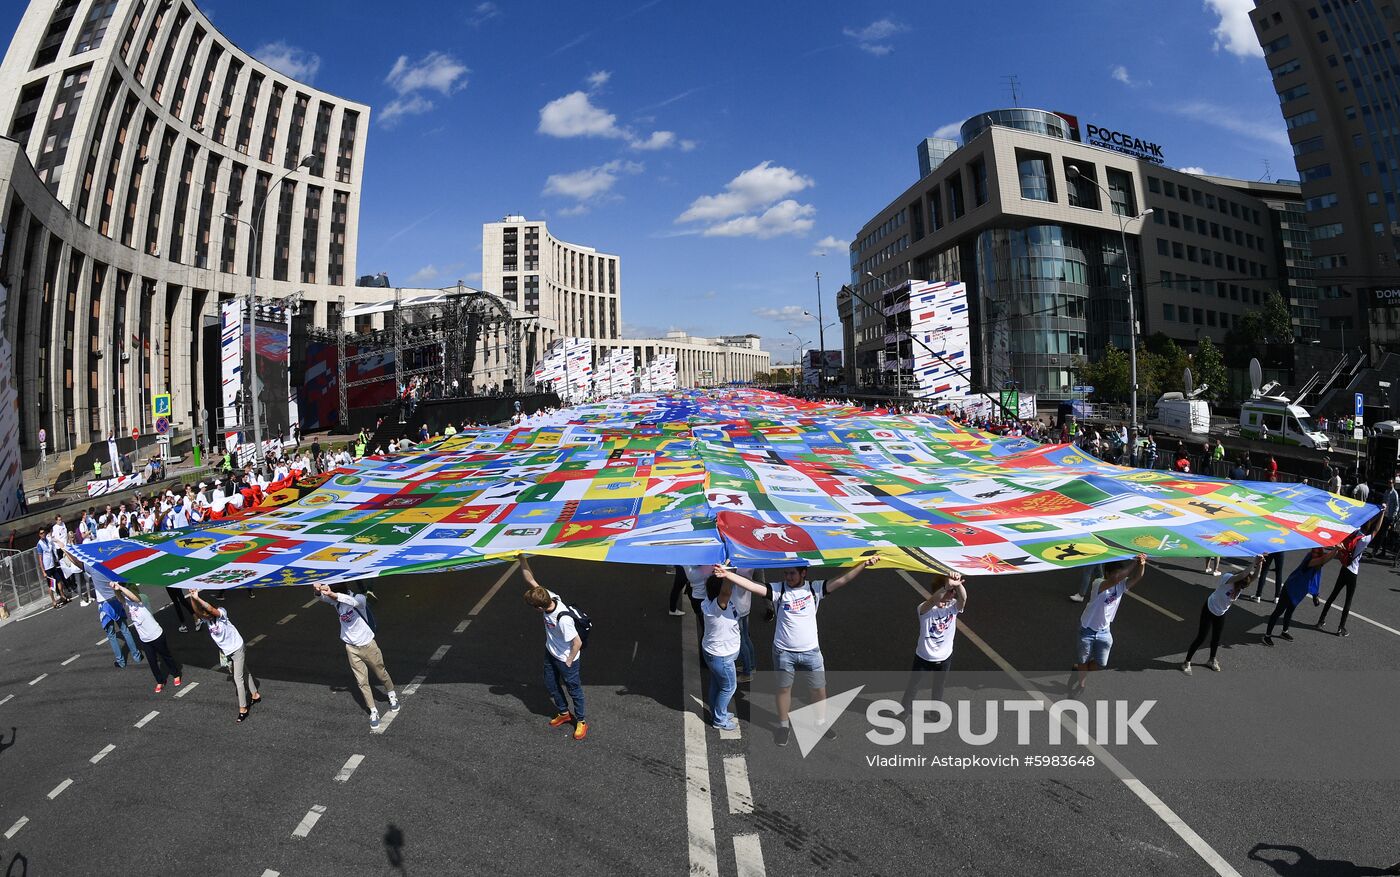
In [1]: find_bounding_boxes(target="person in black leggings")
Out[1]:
[165,587,192,632]
[1250,552,1285,602]
[1265,545,1343,646]
[668,566,688,616]
[1182,556,1262,673]
[1318,512,1384,637]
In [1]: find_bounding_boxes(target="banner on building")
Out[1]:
[906,280,972,402]
[533,338,595,402]
[595,348,635,397]
[640,354,678,392]
[219,300,244,445]
[802,350,842,387]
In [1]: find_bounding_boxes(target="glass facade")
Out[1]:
[960,108,1072,144]
[1016,151,1053,201]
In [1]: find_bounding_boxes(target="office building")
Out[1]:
[842,108,1291,400]
[595,332,769,388]
[1252,0,1400,353]
[0,0,376,452]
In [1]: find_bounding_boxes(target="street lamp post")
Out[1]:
[786,330,808,393]
[222,153,317,474]
[814,271,826,389]
[1066,164,1152,441]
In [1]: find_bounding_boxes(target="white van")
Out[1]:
[1148,393,1211,437]
[1239,397,1331,449]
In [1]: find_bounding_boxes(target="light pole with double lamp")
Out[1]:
[786,330,809,393]
[1065,164,1153,441]
[222,153,318,473]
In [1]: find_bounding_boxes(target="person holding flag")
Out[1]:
[1181,556,1263,673]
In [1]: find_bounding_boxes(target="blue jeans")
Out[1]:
[704,650,738,727]
[106,619,142,666]
[737,615,755,676]
[773,647,826,689]
[1075,626,1113,668]
[543,653,586,721]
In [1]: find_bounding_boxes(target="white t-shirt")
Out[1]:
[915,599,961,662]
[323,592,375,647]
[96,524,120,542]
[684,565,715,602]
[1080,580,1126,631]
[701,596,742,657]
[1347,534,1374,574]
[50,524,69,548]
[1206,577,1245,617]
[123,598,163,642]
[206,607,245,656]
[542,591,580,663]
[769,579,827,653]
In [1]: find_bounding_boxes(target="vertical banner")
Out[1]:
[905,280,972,402]
[219,299,244,447]
[532,338,595,402]
[640,354,678,391]
[0,230,23,523]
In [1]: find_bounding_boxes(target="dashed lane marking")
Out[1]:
[401,674,427,698]
[47,778,72,800]
[334,754,364,783]
[61,653,80,666]
[0,694,13,707]
[29,673,47,686]
[1127,590,1184,622]
[469,561,519,616]
[428,644,450,665]
[261,870,281,877]
[95,638,107,647]
[90,744,115,764]
[897,570,1241,877]
[248,633,267,646]
[734,833,767,877]
[291,804,326,838]
[452,618,471,634]
[173,681,199,698]
[302,598,319,609]
[134,710,159,728]
[276,614,297,625]
[4,817,27,839]
[723,756,754,814]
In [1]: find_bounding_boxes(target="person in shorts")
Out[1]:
[715,556,878,746]
[1070,554,1146,697]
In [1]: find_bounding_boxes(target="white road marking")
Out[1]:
[0,694,13,707]
[61,653,81,666]
[401,674,427,697]
[249,633,267,646]
[302,597,319,609]
[276,614,297,625]
[734,834,767,877]
[680,604,719,877]
[91,744,115,764]
[47,778,73,799]
[722,755,754,814]
[452,618,471,634]
[718,722,742,741]
[1340,608,1400,637]
[261,870,281,877]
[896,570,1241,877]
[428,644,451,665]
[173,681,199,698]
[334,754,365,783]
[469,561,519,616]
[95,637,108,646]
[1127,590,1184,622]
[632,641,639,662]
[291,804,326,838]
[370,708,400,735]
[4,817,27,839]
[29,673,47,686]
[134,710,159,728]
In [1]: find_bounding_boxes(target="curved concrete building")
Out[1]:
[0,0,370,451]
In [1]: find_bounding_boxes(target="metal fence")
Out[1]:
[0,548,52,625]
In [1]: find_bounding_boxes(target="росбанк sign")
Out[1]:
[1084,123,1165,165]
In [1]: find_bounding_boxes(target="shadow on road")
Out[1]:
[1248,843,1392,876]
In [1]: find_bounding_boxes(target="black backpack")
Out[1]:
[555,599,592,650]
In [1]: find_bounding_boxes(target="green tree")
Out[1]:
[1224,291,1293,367]
[1078,345,1131,402]
[1192,336,1226,401]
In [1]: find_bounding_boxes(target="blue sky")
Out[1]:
[7,0,1282,364]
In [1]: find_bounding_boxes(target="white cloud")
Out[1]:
[378,94,435,126]
[843,18,908,55]
[678,161,814,224]
[466,2,500,26]
[810,235,850,256]
[932,121,961,140]
[378,51,468,127]
[1177,166,1210,175]
[1170,100,1289,149]
[587,70,611,91]
[386,52,469,96]
[631,130,677,151]
[539,91,626,139]
[253,41,321,84]
[405,264,440,285]
[753,305,811,326]
[543,159,644,202]
[1111,65,1132,85]
[1204,0,1263,58]
[701,199,816,239]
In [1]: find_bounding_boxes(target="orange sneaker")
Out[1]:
[548,712,574,727]
[573,720,588,741]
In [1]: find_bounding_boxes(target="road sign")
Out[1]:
[153,393,171,419]
[1072,385,1094,394]
[155,416,170,435]
[131,427,138,442]
[1355,392,1365,418]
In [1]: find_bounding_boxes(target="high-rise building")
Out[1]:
[481,215,621,374]
[1252,0,1400,354]
[0,0,376,450]
[842,108,1295,400]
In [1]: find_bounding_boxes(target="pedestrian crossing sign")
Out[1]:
[153,393,171,419]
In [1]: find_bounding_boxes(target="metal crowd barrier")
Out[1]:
[0,548,50,625]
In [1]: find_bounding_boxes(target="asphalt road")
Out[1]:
[2,551,1399,876]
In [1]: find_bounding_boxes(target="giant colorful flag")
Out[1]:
[67,390,1377,589]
